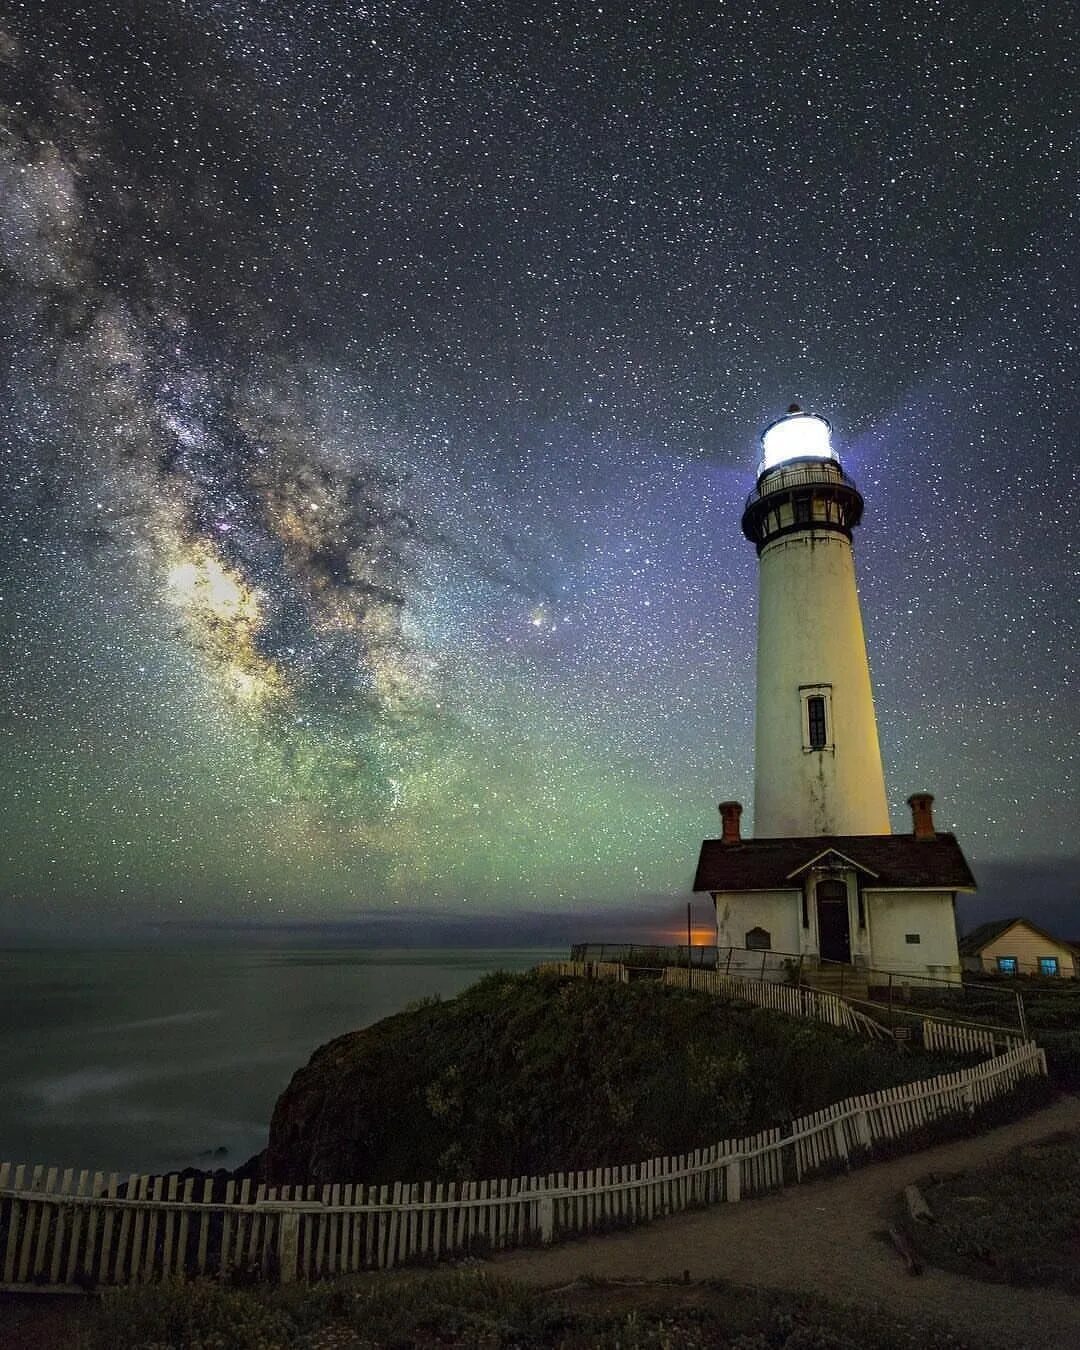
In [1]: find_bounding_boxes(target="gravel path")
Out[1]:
[494,1094,1080,1350]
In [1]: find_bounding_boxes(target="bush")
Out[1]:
[1028,1029,1080,1090]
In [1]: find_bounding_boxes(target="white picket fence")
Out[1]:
[922,1017,1023,1057]
[0,968,1049,1292]
[659,965,891,1039]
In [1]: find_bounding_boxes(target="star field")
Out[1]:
[0,2,1076,930]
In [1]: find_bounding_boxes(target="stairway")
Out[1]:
[800,964,869,1002]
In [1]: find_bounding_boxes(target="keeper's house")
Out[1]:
[694,795,975,988]
[959,918,1079,979]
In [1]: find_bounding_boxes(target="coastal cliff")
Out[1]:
[262,970,960,1186]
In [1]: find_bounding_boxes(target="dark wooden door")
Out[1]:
[816,880,851,963]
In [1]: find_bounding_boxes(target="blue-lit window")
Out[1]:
[1039,957,1059,977]
[997,957,1018,975]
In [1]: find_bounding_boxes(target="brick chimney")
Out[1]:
[907,793,936,840]
[719,801,743,845]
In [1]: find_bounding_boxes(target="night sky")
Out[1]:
[1,2,1076,937]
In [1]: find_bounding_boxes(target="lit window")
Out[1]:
[807,696,827,750]
[997,956,1018,975]
[1039,957,1059,977]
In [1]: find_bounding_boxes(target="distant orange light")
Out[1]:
[668,928,716,945]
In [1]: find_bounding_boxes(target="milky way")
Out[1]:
[1,2,1076,930]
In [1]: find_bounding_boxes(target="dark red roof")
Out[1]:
[693,833,976,893]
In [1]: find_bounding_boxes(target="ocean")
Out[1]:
[0,946,559,1176]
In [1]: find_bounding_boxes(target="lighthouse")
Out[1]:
[693,407,976,988]
[741,406,890,838]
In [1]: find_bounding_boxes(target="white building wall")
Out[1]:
[754,530,891,838]
[866,890,960,983]
[714,889,801,973]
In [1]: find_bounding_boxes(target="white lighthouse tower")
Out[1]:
[693,406,974,986]
[741,406,890,837]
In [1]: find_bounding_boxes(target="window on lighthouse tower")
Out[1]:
[800,684,833,751]
[807,696,827,749]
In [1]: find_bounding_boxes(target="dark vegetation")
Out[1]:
[902,1129,1080,1295]
[80,1271,979,1349]
[265,971,975,1186]
[870,980,1025,1026]
[1006,981,1080,1090]
[882,976,1080,1088]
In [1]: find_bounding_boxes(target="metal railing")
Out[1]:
[744,461,858,509]
[569,943,797,976]
[570,942,722,970]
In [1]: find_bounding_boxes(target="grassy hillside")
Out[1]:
[264,971,970,1185]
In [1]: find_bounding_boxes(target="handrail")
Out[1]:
[843,994,1022,1040]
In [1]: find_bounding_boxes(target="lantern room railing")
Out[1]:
[744,461,860,511]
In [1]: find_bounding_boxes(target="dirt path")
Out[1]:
[494,1094,1080,1350]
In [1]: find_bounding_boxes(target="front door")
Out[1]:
[816,880,851,963]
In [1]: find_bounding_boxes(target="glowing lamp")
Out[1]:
[759,405,836,473]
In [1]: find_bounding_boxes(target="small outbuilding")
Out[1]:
[959,918,1079,978]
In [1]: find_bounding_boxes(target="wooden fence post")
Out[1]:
[724,1160,741,1202]
[853,1110,872,1150]
[278,1211,300,1283]
[537,1196,554,1244]
[832,1119,849,1166]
